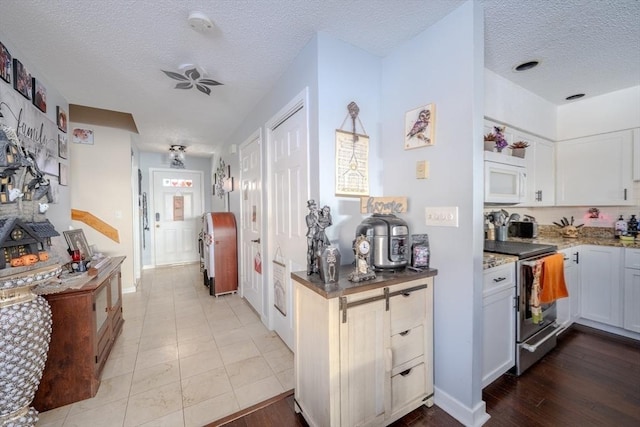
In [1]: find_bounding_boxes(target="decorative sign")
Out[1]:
[162,178,193,187]
[273,259,286,316]
[360,196,407,214]
[335,129,369,196]
[0,81,59,173]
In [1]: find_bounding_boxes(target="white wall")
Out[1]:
[381,2,487,425]
[557,85,640,140]
[485,69,557,140]
[315,32,382,263]
[69,123,135,292]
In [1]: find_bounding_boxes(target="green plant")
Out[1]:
[509,141,529,149]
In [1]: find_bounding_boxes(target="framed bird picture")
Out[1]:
[404,103,435,150]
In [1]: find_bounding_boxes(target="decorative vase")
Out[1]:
[318,246,340,284]
[484,140,495,152]
[512,148,526,158]
[0,268,59,426]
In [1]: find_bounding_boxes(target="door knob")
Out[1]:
[251,238,261,244]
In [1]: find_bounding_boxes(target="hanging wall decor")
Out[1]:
[0,41,12,83]
[404,103,435,150]
[13,58,32,100]
[335,101,369,197]
[32,78,46,113]
[214,157,233,198]
[56,106,67,133]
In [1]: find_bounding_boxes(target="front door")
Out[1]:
[240,132,264,318]
[268,90,309,350]
[152,169,203,266]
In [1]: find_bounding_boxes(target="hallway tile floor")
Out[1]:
[37,263,293,427]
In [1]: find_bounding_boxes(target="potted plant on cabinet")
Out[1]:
[509,140,529,158]
[484,126,508,152]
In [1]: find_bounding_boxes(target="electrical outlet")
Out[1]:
[425,206,459,227]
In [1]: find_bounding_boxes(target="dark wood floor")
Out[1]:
[210,325,640,427]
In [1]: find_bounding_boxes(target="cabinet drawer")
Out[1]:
[391,362,427,412]
[484,263,515,295]
[624,248,640,269]
[391,324,424,369]
[390,287,426,335]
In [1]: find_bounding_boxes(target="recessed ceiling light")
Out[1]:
[513,60,539,72]
[565,93,585,101]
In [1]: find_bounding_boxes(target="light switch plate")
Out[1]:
[425,206,459,227]
[416,160,429,179]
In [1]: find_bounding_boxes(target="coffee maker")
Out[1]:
[355,214,409,270]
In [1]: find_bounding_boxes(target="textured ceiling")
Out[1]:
[0,0,638,156]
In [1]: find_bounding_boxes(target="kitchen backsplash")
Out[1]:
[484,182,640,230]
[537,224,615,239]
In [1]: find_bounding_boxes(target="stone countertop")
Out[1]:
[292,265,438,299]
[483,236,640,270]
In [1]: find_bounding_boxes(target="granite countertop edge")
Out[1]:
[483,236,640,270]
[292,266,438,299]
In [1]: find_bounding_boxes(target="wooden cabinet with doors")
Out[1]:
[293,267,436,427]
[556,247,581,331]
[34,256,125,411]
[623,248,640,333]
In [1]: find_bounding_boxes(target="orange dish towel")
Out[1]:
[539,253,569,304]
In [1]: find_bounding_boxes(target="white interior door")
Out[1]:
[240,133,264,318]
[152,169,203,266]
[268,92,308,350]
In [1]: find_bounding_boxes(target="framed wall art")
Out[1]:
[13,58,32,100]
[58,134,68,159]
[273,259,287,316]
[63,229,92,260]
[404,103,435,150]
[335,129,369,197]
[59,163,68,186]
[32,77,47,113]
[57,106,68,133]
[0,41,11,83]
[72,127,94,144]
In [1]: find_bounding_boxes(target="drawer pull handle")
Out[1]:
[402,292,411,297]
[399,330,410,336]
[400,368,412,377]
[493,277,506,283]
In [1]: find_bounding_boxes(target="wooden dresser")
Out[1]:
[292,266,437,427]
[33,256,126,411]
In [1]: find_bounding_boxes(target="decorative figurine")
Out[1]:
[305,199,318,274]
[348,234,376,282]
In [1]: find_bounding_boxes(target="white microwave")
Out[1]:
[484,152,527,205]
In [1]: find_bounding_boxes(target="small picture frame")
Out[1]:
[58,134,68,159]
[72,128,94,144]
[63,229,92,260]
[32,77,47,113]
[404,103,435,150]
[59,163,68,186]
[13,58,32,100]
[0,41,12,83]
[57,106,68,133]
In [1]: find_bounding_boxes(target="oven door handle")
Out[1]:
[521,322,558,353]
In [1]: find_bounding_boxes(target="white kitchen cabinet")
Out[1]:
[633,128,639,181]
[482,263,516,388]
[519,134,555,206]
[580,245,623,327]
[293,271,435,427]
[556,130,634,206]
[623,248,640,333]
[556,247,581,331]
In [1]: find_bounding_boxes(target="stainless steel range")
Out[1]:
[484,240,559,375]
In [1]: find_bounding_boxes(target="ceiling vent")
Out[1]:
[188,12,213,32]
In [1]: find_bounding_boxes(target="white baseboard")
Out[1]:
[433,386,490,427]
